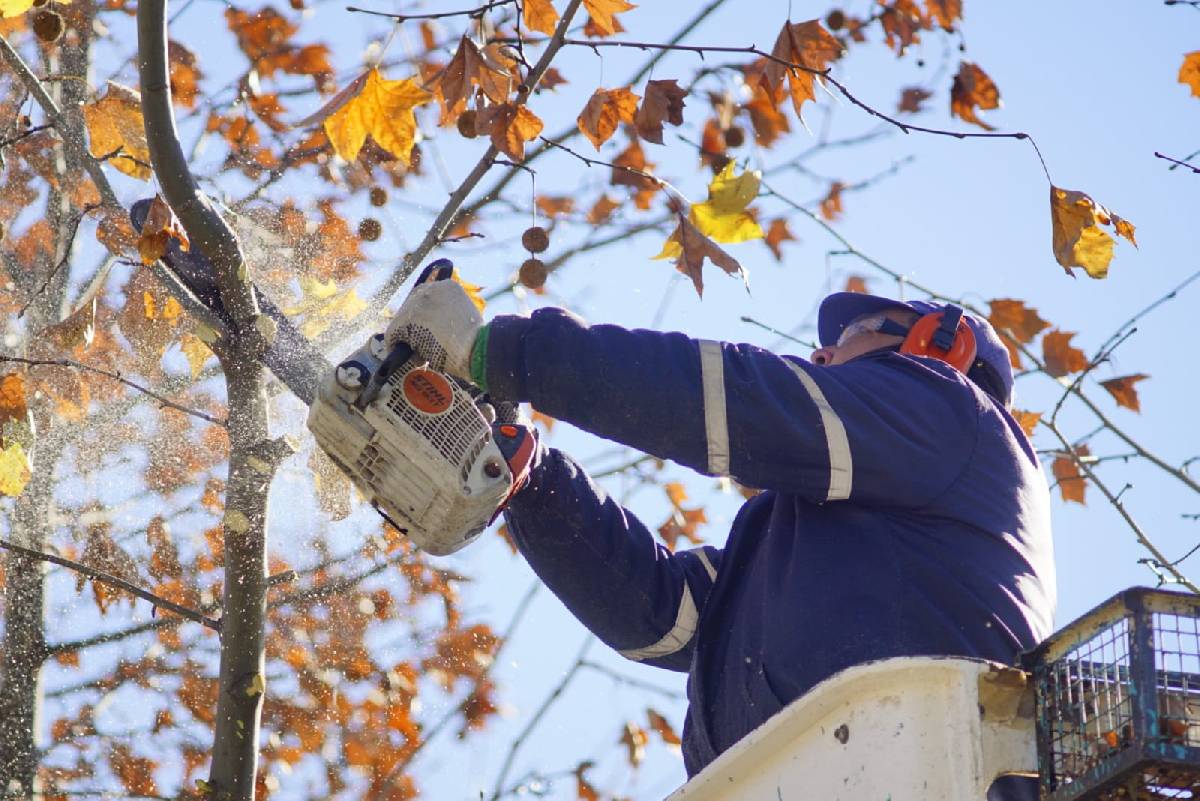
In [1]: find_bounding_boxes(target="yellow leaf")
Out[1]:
[451,273,486,314]
[306,69,432,164]
[0,0,67,19]
[1049,186,1132,279]
[178,334,213,380]
[285,277,368,338]
[1179,52,1200,98]
[0,441,31,497]
[82,83,151,181]
[524,0,559,34]
[657,163,764,259]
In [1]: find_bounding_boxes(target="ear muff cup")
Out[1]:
[900,312,977,374]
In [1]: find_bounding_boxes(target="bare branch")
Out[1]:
[346,0,515,22]
[1154,151,1200,173]
[0,538,221,631]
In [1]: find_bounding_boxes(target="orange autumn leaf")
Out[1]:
[535,195,575,218]
[0,373,28,429]
[764,217,796,261]
[577,86,639,150]
[819,181,845,221]
[575,762,600,801]
[82,82,152,180]
[656,213,745,297]
[879,0,924,55]
[168,41,202,110]
[988,299,1051,344]
[524,0,559,35]
[1100,374,1150,413]
[647,708,682,745]
[476,102,544,160]
[1012,409,1041,440]
[137,195,190,266]
[743,82,790,147]
[1049,186,1135,279]
[762,20,844,121]
[1042,330,1089,378]
[587,194,620,224]
[844,275,868,293]
[635,79,687,145]
[619,720,648,767]
[1051,445,1090,505]
[582,0,635,36]
[927,0,962,30]
[1179,52,1200,98]
[297,68,431,163]
[950,62,1000,131]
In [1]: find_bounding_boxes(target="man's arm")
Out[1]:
[504,442,723,672]
[483,307,982,507]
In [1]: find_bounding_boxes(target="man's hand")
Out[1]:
[385,276,483,382]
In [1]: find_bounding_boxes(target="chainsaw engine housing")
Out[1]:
[307,333,513,555]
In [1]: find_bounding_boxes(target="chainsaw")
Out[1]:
[131,201,534,555]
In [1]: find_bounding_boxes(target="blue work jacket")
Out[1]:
[486,308,1057,777]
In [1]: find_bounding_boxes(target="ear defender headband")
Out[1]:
[898,305,978,374]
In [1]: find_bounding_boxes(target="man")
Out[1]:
[388,281,1056,790]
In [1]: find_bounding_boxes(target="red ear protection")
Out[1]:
[899,306,977,374]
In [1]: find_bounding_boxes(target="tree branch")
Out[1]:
[0,357,227,426]
[345,0,515,22]
[0,538,221,631]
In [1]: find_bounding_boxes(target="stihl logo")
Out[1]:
[402,369,453,415]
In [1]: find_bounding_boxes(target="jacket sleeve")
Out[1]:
[486,308,980,507]
[504,442,723,672]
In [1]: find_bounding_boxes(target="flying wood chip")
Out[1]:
[763,20,844,121]
[1100,374,1150,413]
[949,62,1000,131]
[82,82,152,180]
[635,79,686,145]
[1049,185,1135,279]
[474,102,543,160]
[577,87,639,150]
[1179,52,1200,98]
[295,68,431,164]
[1041,330,1089,378]
[523,0,559,35]
[582,0,635,36]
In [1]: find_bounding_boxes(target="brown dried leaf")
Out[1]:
[635,79,686,145]
[879,0,924,55]
[1042,330,1089,378]
[763,20,844,121]
[988,299,1050,344]
[819,181,844,221]
[897,86,932,113]
[619,720,648,767]
[843,275,868,294]
[658,213,745,298]
[434,36,513,112]
[1100,374,1149,413]
[535,195,575,218]
[577,86,639,150]
[763,217,795,261]
[587,194,620,224]
[1051,445,1090,505]
[647,708,682,745]
[168,41,202,110]
[743,82,790,147]
[926,0,962,30]
[476,103,543,160]
[136,195,190,266]
[950,62,1000,131]
[0,373,28,429]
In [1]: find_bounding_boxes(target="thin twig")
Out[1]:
[1049,329,1135,425]
[18,204,100,318]
[0,123,52,150]
[345,0,515,22]
[0,356,227,426]
[1154,151,1200,173]
[0,538,222,631]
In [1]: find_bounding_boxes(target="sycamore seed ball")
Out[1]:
[32,9,64,43]
[723,125,745,148]
[358,218,382,242]
[369,187,388,207]
[826,9,845,30]
[457,111,478,139]
[521,226,549,254]
[519,258,547,290]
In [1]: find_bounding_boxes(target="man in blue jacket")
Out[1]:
[387,282,1056,788]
